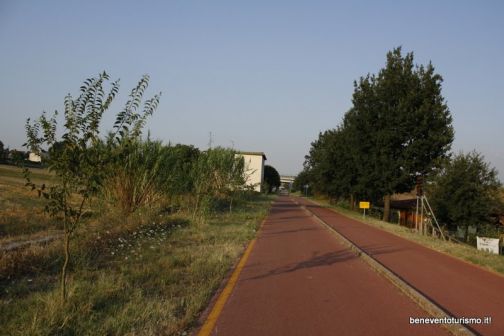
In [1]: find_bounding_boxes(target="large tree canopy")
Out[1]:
[263,165,281,193]
[304,47,454,220]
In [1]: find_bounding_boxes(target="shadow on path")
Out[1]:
[244,250,357,281]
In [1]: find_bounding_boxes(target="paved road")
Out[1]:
[296,197,504,336]
[202,197,449,335]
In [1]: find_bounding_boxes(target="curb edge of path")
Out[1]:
[295,199,476,336]
[194,214,269,336]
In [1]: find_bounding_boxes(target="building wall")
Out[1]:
[28,152,42,163]
[399,210,417,228]
[237,154,265,192]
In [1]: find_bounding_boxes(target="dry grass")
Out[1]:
[0,164,59,238]
[309,196,504,277]
[0,192,273,335]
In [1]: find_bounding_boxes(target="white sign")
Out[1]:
[476,236,500,255]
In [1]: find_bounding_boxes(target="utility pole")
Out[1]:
[415,176,423,233]
[208,132,213,149]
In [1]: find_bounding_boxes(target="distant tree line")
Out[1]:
[0,142,28,164]
[0,141,9,163]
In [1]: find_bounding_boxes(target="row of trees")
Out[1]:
[301,47,454,221]
[0,142,31,163]
[299,47,504,238]
[24,72,255,302]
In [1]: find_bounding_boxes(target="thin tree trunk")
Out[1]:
[61,230,70,303]
[383,194,391,222]
[350,194,355,211]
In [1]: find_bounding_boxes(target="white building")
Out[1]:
[236,151,266,192]
[28,152,42,163]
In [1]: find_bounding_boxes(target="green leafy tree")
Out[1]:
[293,169,310,193]
[48,140,65,158]
[263,165,281,193]
[349,47,453,221]
[303,125,360,205]
[303,48,453,219]
[429,151,503,241]
[303,130,334,195]
[340,108,380,208]
[24,72,160,303]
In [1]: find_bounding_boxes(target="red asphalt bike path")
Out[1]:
[206,197,449,335]
[296,197,504,336]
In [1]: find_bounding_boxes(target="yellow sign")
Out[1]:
[359,201,370,209]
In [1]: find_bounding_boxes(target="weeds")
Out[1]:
[1,192,273,335]
[2,72,271,335]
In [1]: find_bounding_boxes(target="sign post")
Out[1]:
[359,201,370,219]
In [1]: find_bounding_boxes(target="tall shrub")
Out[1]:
[103,139,166,214]
[24,72,160,302]
[191,147,246,218]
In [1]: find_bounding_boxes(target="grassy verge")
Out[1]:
[307,196,504,277]
[1,193,274,335]
[0,164,59,239]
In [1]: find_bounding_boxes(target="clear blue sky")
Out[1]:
[1,1,503,179]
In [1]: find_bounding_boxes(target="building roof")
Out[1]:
[237,151,267,160]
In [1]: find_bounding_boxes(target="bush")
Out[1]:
[429,151,503,240]
[191,147,246,219]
